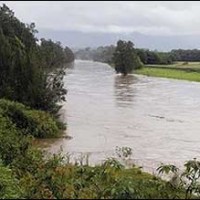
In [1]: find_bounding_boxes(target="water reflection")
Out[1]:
[114,75,138,107]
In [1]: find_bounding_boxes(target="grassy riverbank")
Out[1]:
[135,67,200,82]
[145,62,200,70]
[135,62,200,82]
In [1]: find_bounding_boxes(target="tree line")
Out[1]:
[0,4,74,115]
[137,49,200,63]
[170,49,200,62]
[75,45,200,65]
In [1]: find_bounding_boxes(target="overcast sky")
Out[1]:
[1,1,200,36]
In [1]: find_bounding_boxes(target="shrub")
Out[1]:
[0,161,22,199]
[0,110,32,165]
[0,99,61,138]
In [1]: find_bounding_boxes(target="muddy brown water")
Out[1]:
[38,60,200,173]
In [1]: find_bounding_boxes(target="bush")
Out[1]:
[0,161,22,199]
[0,99,61,138]
[0,111,32,165]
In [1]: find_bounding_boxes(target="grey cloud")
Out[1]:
[1,1,200,36]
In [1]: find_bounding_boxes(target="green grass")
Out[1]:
[135,65,200,82]
[111,61,200,82]
[145,61,200,70]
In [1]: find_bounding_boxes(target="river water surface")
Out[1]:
[41,60,200,172]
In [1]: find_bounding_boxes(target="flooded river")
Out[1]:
[41,60,200,173]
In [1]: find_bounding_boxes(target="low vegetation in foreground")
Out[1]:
[0,99,199,199]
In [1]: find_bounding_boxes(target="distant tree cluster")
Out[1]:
[93,45,116,64]
[0,4,74,115]
[75,44,200,70]
[135,49,173,65]
[170,49,200,62]
[74,47,93,60]
[74,44,174,71]
[136,49,200,64]
[75,45,115,64]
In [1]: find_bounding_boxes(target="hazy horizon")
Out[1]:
[38,28,200,51]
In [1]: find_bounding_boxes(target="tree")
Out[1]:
[113,40,142,75]
[36,39,75,114]
[64,46,75,63]
[0,4,74,115]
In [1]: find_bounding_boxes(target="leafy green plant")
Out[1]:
[157,159,200,199]
[157,163,179,175]
[0,99,61,138]
[116,146,133,159]
[0,161,22,199]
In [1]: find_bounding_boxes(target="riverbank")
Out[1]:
[135,62,200,82]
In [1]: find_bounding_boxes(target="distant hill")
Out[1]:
[37,29,200,52]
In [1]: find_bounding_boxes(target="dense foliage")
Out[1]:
[113,40,143,75]
[170,49,200,62]
[39,39,74,70]
[0,99,62,138]
[136,49,173,65]
[0,162,21,199]
[0,4,74,114]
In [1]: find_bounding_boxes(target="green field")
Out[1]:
[135,62,200,82]
[145,62,200,70]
